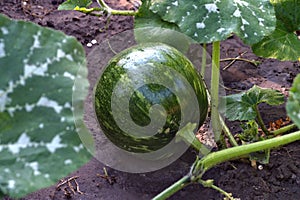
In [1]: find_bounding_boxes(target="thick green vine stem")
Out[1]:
[211,41,223,141]
[201,43,207,76]
[194,130,300,174]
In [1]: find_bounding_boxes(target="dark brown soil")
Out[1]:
[1,1,300,200]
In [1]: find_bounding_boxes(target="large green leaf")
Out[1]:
[135,0,179,31]
[252,0,300,61]
[134,0,192,53]
[58,0,92,10]
[223,85,284,121]
[150,0,276,44]
[0,14,91,198]
[287,74,300,128]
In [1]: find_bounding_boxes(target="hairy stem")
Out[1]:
[271,123,297,136]
[254,105,270,135]
[195,130,300,173]
[211,41,223,141]
[201,43,207,76]
[220,116,238,147]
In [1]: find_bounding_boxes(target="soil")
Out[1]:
[1,0,300,200]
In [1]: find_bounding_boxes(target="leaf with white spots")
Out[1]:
[150,0,276,44]
[134,0,192,53]
[252,0,300,61]
[0,14,91,198]
[287,74,300,128]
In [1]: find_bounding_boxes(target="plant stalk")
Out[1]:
[210,184,235,200]
[220,116,238,147]
[211,41,222,140]
[204,81,238,147]
[271,123,297,136]
[254,105,270,135]
[152,175,190,200]
[201,43,207,76]
[196,130,300,173]
[74,6,103,14]
[199,179,235,200]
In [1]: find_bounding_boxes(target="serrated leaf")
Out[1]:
[0,14,91,198]
[134,0,192,53]
[252,0,300,61]
[223,85,284,121]
[286,74,300,128]
[58,0,92,10]
[150,0,276,44]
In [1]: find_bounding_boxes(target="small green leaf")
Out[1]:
[223,85,284,121]
[150,0,276,44]
[0,14,91,198]
[249,148,270,165]
[239,120,259,142]
[134,0,192,53]
[252,0,300,61]
[287,74,300,128]
[58,0,92,10]
[238,121,270,164]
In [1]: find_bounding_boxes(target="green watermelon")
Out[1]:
[94,43,208,153]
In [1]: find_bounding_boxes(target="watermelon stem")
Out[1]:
[200,43,207,76]
[210,41,238,148]
[194,130,300,173]
[211,41,224,145]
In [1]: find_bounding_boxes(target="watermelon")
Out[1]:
[94,43,208,153]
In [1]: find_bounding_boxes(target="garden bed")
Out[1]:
[1,0,299,199]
